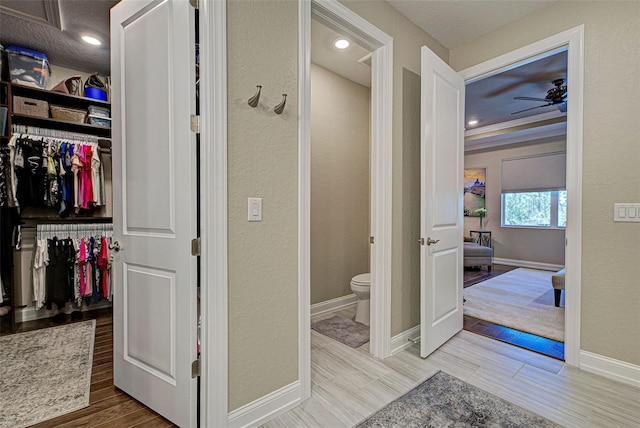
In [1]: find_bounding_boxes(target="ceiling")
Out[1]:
[387,0,558,50]
[0,0,117,74]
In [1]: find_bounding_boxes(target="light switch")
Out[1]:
[614,203,640,222]
[248,198,262,221]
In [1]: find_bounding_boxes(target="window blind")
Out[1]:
[501,152,566,193]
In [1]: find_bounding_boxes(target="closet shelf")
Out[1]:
[11,114,111,138]
[9,83,110,109]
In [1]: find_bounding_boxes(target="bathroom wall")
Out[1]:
[464,138,566,266]
[310,63,370,305]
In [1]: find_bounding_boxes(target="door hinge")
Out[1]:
[369,236,375,244]
[191,358,201,378]
[191,237,201,256]
[190,114,200,133]
[189,0,199,9]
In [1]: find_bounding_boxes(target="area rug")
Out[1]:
[464,268,564,341]
[357,371,560,427]
[0,320,96,428]
[311,315,369,348]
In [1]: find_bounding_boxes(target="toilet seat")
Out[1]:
[351,273,370,286]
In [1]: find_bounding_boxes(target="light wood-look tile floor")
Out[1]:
[263,307,640,427]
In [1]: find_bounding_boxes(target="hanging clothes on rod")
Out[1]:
[2,126,108,216]
[33,223,113,310]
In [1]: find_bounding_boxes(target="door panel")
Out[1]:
[111,0,197,426]
[420,46,465,358]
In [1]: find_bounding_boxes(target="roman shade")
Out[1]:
[501,152,566,193]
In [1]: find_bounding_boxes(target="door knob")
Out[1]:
[426,237,440,246]
[110,241,122,252]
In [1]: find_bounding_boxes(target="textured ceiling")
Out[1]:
[387,0,557,49]
[0,0,118,75]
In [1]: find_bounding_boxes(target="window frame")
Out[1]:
[501,190,567,230]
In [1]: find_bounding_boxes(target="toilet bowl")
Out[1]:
[350,273,371,326]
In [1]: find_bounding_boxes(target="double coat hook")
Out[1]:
[247,85,287,114]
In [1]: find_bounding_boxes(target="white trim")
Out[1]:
[199,0,228,426]
[227,381,301,428]
[492,258,563,272]
[465,122,566,152]
[298,0,312,402]
[465,110,566,137]
[310,294,357,316]
[299,4,394,404]
[580,351,640,389]
[16,301,112,323]
[390,325,421,356]
[459,25,584,368]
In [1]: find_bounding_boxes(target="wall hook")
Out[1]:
[274,94,287,114]
[248,85,262,107]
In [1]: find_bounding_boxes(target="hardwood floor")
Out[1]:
[5,308,176,428]
[463,264,565,360]
[265,306,640,427]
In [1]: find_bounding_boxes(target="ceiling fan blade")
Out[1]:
[514,96,549,102]
[510,104,552,115]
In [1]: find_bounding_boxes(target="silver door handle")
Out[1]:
[110,241,122,252]
[426,237,440,246]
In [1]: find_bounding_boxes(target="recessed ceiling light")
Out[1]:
[334,38,350,50]
[81,35,102,46]
[468,120,479,126]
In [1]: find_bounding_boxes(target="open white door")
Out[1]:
[111,0,198,426]
[420,46,465,358]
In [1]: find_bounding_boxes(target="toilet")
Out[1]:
[350,273,371,326]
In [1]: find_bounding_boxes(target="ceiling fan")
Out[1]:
[511,78,567,114]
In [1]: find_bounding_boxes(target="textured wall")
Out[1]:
[451,1,640,366]
[339,0,448,337]
[310,64,370,305]
[464,139,567,265]
[227,0,299,411]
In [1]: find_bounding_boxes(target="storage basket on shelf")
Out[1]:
[13,96,49,118]
[50,105,87,123]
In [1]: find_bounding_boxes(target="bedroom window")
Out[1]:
[502,190,566,228]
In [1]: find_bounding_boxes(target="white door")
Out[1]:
[111,0,198,426]
[420,46,465,358]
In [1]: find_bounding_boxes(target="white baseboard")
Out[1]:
[492,257,563,272]
[580,351,640,389]
[17,300,113,323]
[390,325,421,356]
[228,381,301,428]
[310,294,357,316]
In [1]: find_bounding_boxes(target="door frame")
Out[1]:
[299,0,394,399]
[199,0,229,426]
[458,25,584,366]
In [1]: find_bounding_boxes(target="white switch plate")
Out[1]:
[248,197,262,221]
[614,203,640,222]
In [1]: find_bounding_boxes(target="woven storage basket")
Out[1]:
[13,96,49,118]
[50,105,87,123]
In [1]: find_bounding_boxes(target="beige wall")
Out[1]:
[227,0,299,411]
[339,0,448,336]
[451,1,640,365]
[464,139,566,265]
[310,64,370,305]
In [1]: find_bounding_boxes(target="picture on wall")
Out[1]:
[464,168,486,216]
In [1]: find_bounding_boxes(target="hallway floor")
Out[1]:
[262,306,639,427]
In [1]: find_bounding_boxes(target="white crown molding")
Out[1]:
[465,121,567,152]
[465,110,566,137]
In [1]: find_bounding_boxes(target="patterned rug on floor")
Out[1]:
[0,320,96,428]
[311,315,369,348]
[357,371,560,427]
[463,268,564,342]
